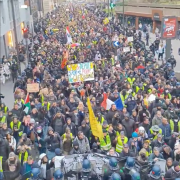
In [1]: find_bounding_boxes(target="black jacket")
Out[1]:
[0,139,10,161]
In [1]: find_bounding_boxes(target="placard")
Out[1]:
[161,16,178,39]
[127,36,133,42]
[67,62,94,83]
[27,83,39,92]
[123,47,130,53]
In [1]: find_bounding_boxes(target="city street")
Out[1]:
[1,33,180,109]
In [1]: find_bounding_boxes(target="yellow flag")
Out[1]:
[87,97,104,138]
[103,18,109,25]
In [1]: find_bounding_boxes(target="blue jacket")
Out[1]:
[159,123,171,138]
[21,162,39,175]
[125,100,137,114]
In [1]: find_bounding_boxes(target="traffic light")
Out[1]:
[110,1,115,9]
[22,28,28,38]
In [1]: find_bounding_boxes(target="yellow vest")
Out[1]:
[116,136,128,153]
[42,102,51,111]
[0,156,3,172]
[19,151,28,163]
[15,99,24,104]
[10,121,23,136]
[149,128,162,140]
[62,133,73,139]
[99,134,111,151]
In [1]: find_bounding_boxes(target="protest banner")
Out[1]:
[123,47,130,53]
[127,36,133,42]
[27,83,39,92]
[67,62,94,83]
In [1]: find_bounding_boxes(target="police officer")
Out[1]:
[53,169,64,180]
[103,157,122,180]
[121,157,136,180]
[80,158,98,180]
[111,173,121,180]
[28,168,42,180]
[148,165,162,180]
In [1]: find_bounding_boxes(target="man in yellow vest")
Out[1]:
[99,129,112,151]
[115,131,128,153]
[41,100,51,111]
[148,125,162,140]
[16,144,30,165]
[10,115,23,143]
[0,111,6,124]
[0,103,8,114]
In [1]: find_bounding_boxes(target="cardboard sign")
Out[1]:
[123,47,130,53]
[127,36,133,42]
[27,83,39,92]
[67,62,94,83]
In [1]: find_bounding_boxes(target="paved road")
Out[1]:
[1,33,180,109]
[1,62,26,109]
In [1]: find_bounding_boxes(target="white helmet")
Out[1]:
[39,153,46,160]
[139,126,145,133]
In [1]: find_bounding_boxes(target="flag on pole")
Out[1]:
[101,93,114,110]
[114,97,123,110]
[61,51,69,69]
[66,26,73,44]
[87,97,104,139]
[24,93,30,114]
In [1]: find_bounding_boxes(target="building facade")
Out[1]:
[115,2,180,32]
[0,0,31,58]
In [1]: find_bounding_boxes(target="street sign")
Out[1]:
[113,41,120,47]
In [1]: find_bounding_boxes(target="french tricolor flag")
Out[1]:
[66,26,72,44]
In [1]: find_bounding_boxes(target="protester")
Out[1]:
[0,3,180,180]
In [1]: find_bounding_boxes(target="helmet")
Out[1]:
[139,126,145,133]
[111,173,121,180]
[31,168,40,179]
[132,132,138,138]
[109,157,118,170]
[125,157,135,170]
[53,169,63,180]
[39,153,46,160]
[82,159,91,172]
[130,169,141,180]
[150,165,161,179]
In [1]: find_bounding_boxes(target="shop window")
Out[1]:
[8,31,13,47]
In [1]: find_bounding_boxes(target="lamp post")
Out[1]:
[11,0,21,73]
[122,0,125,27]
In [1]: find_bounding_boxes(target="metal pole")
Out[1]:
[26,38,29,63]
[11,0,21,74]
[108,0,110,16]
[123,0,125,27]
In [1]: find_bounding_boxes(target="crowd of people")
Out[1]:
[0,3,180,180]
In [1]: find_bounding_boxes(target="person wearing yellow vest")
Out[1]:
[148,125,162,140]
[120,90,129,106]
[99,129,112,151]
[0,103,8,114]
[62,128,74,155]
[96,112,105,126]
[0,111,6,124]
[143,140,152,157]
[15,97,24,109]
[127,75,135,87]
[169,118,180,133]
[16,144,30,165]
[115,131,128,153]
[10,116,23,143]
[42,100,51,111]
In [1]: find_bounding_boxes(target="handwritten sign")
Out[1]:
[123,47,130,53]
[27,83,39,92]
[67,62,94,83]
[127,36,133,42]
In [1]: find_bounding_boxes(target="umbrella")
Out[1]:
[71,43,80,47]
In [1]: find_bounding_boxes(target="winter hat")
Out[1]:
[173,161,179,168]
[73,141,79,147]
[55,148,62,156]
[48,126,54,132]
[92,142,98,148]
[132,132,138,138]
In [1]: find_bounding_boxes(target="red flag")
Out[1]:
[101,93,108,109]
[61,58,67,69]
